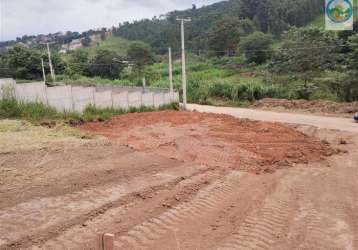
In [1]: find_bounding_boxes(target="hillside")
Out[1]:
[115,0,324,52]
[81,36,134,57]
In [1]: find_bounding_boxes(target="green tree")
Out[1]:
[239,0,261,19]
[271,27,339,100]
[7,45,42,79]
[81,36,92,47]
[0,53,11,78]
[334,34,358,101]
[239,32,273,64]
[127,42,154,73]
[65,50,90,78]
[88,49,125,79]
[208,17,255,56]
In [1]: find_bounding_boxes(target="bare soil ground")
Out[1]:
[80,111,334,173]
[252,98,358,117]
[0,111,357,250]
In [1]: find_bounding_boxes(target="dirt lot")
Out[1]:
[0,111,357,250]
[81,111,334,173]
[252,98,358,117]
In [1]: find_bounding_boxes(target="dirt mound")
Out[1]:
[80,111,334,173]
[252,98,358,116]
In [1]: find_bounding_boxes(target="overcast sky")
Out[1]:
[0,0,221,41]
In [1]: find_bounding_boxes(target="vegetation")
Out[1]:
[115,0,323,52]
[0,97,178,123]
[239,32,273,64]
[208,17,255,56]
[127,42,155,72]
[1,0,358,108]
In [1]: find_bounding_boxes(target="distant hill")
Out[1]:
[115,0,324,53]
[80,36,134,57]
[0,0,332,54]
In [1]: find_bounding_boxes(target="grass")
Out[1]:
[82,36,134,58]
[0,97,179,123]
[0,119,106,153]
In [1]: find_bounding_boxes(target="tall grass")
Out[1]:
[187,79,281,104]
[0,97,178,123]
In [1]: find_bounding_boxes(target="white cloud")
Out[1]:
[0,0,221,41]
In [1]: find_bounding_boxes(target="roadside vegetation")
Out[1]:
[0,97,178,123]
[1,0,358,108]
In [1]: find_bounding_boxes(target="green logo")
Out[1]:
[326,0,353,23]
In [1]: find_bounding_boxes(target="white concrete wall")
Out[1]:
[128,91,142,108]
[154,92,165,108]
[72,86,95,113]
[0,79,16,99]
[113,91,129,110]
[164,93,172,105]
[94,91,113,109]
[174,92,180,103]
[15,82,47,104]
[142,92,154,107]
[1,78,179,113]
[46,86,73,112]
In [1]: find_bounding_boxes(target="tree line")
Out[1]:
[0,42,154,81]
[114,0,324,53]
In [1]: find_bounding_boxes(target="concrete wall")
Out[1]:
[72,86,95,113]
[0,78,16,99]
[154,92,165,108]
[164,93,172,105]
[142,92,154,107]
[15,82,47,104]
[174,92,180,103]
[94,91,113,109]
[1,79,179,113]
[46,86,73,112]
[128,91,142,108]
[95,85,168,94]
[113,91,129,110]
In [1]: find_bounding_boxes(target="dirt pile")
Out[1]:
[80,111,334,173]
[252,98,358,116]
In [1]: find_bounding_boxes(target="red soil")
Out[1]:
[80,111,334,173]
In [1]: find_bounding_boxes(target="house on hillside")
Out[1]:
[60,38,83,53]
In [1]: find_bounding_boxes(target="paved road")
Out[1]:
[187,104,358,133]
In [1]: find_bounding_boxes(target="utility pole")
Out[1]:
[46,43,56,82]
[168,47,174,101]
[177,17,191,109]
[41,58,46,83]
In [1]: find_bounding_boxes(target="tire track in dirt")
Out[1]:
[0,165,208,249]
[287,168,356,250]
[30,168,225,250]
[114,171,244,250]
[215,169,309,250]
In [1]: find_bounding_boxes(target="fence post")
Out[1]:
[103,234,114,250]
[71,85,76,112]
[95,234,104,250]
[95,233,114,250]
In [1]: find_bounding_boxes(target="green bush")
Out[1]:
[0,98,22,118]
[0,98,59,121]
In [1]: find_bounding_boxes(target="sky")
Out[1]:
[0,0,221,41]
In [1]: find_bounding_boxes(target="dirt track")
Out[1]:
[0,111,357,250]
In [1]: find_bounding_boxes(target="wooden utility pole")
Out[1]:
[177,17,191,109]
[46,43,56,82]
[41,58,46,83]
[168,47,174,101]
